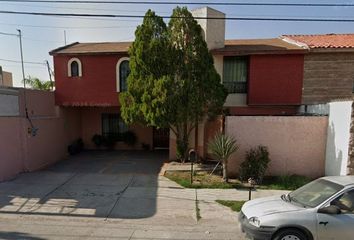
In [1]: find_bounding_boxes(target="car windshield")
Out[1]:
[288,179,343,208]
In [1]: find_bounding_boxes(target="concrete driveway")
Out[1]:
[0,151,248,239]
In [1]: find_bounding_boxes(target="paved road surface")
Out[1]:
[0,151,284,239]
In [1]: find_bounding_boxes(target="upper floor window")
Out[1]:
[223,56,248,93]
[116,57,130,92]
[68,58,82,77]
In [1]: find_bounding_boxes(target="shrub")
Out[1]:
[121,131,137,146]
[208,133,239,182]
[239,145,270,184]
[68,138,84,155]
[92,134,104,147]
[262,175,311,190]
[141,143,150,151]
[103,135,116,149]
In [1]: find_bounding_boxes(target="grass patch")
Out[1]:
[216,200,246,212]
[165,171,311,191]
[165,171,243,189]
[260,175,311,190]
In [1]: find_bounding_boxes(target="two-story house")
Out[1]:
[50,7,354,160]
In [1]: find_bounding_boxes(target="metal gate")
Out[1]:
[153,127,169,149]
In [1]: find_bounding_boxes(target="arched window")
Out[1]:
[68,58,82,77]
[116,57,130,92]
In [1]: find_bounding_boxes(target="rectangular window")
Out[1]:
[101,113,128,140]
[223,56,248,93]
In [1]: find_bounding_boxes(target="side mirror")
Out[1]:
[318,205,341,215]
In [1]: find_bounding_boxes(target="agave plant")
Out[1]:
[208,133,239,182]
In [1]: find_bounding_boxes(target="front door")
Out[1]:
[153,128,169,149]
[317,189,354,240]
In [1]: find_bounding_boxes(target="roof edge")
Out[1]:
[280,36,309,49]
[49,42,80,56]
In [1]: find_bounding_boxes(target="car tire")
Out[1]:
[272,228,308,240]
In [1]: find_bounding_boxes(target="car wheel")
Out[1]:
[272,228,308,240]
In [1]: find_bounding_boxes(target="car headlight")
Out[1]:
[248,217,260,227]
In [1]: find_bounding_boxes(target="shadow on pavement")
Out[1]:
[0,150,168,219]
[0,231,46,240]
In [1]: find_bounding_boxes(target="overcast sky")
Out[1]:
[1,0,354,87]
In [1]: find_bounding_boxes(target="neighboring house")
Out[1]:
[0,66,13,87]
[282,34,354,105]
[49,6,354,158]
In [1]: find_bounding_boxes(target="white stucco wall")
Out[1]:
[298,104,329,115]
[325,101,352,176]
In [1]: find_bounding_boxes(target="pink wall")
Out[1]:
[225,116,328,178]
[24,118,67,171]
[0,117,24,181]
[0,90,82,182]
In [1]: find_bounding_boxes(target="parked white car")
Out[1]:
[239,176,354,240]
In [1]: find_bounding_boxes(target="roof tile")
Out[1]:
[283,34,354,49]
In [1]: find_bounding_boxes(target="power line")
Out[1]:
[0,21,137,29]
[0,58,46,65]
[0,31,18,36]
[1,10,354,22]
[1,0,354,7]
[1,2,171,14]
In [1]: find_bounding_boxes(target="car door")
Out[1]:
[316,189,354,240]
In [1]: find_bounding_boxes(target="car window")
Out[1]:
[289,179,343,208]
[331,189,354,214]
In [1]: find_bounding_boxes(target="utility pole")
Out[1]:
[17,29,26,89]
[45,60,54,91]
[64,30,67,45]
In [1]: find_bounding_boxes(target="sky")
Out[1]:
[0,0,354,87]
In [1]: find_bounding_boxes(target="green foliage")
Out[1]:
[92,134,116,149]
[262,175,311,190]
[102,136,116,149]
[23,76,54,90]
[239,146,271,184]
[121,131,137,146]
[164,171,243,189]
[216,200,246,212]
[208,133,239,163]
[208,133,239,182]
[68,138,84,155]
[141,143,150,150]
[120,7,227,162]
[92,134,104,147]
[165,171,310,191]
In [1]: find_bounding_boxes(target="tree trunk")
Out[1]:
[176,134,189,163]
[222,160,228,183]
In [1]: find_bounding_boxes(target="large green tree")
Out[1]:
[120,7,227,161]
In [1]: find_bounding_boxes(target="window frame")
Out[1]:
[101,113,128,141]
[222,56,249,94]
[331,188,354,214]
[67,58,82,77]
[116,57,130,92]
